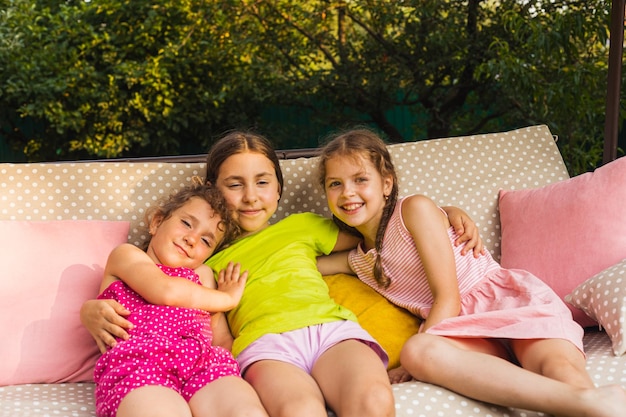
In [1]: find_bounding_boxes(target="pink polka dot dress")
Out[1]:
[94,265,240,417]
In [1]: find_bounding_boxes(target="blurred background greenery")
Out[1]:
[0,0,623,175]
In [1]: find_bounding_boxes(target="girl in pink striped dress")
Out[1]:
[316,128,626,417]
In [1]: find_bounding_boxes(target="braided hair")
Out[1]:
[317,128,398,288]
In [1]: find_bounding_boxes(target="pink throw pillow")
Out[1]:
[0,220,130,385]
[499,156,626,327]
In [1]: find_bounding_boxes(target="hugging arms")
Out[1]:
[81,206,482,353]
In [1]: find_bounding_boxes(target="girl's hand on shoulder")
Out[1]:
[216,262,248,307]
[442,206,485,257]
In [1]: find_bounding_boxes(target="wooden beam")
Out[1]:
[603,0,625,164]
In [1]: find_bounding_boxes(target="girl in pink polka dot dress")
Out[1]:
[93,181,268,417]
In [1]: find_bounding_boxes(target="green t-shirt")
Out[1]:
[206,212,357,356]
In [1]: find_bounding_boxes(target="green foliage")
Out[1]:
[1,0,261,160]
[228,0,615,174]
[0,0,621,174]
[477,1,612,174]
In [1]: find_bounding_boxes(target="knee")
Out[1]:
[539,354,576,373]
[356,380,395,417]
[399,333,442,380]
[333,376,395,417]
[538,354,590,387]
[515,340,589,386]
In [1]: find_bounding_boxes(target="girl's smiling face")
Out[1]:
[146,196,224,269]
[324,154,393,241]
[215,151,281,235]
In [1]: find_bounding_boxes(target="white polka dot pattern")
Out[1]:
[392,383,549,417]
[0,163,206,247]
[585,329,626,387]
[0,383,95,416]
[567,258,626,356]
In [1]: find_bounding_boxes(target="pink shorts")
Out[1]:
[236,320,388,374]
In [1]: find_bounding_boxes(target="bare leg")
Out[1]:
[189,376,268,417]
[244,360,328,417]
[313,339,395,417]
[117,386,191,417]
[400,333,626,417]
[512,338,594,388]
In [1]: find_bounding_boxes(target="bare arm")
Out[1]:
[332,229,361,252]
[404,196,461,331]
[82,246,247,352]
[103,243,246,312]
[441,206,485,257]
[210,312,234,350]
[317,250,353,276]
[315,228,361,275]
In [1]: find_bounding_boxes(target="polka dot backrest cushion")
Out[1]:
[1,125,567,260]
[0,162,207,246]
[0,125,567,256]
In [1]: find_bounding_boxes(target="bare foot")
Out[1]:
[578,384,626,417]
[388,366,413,384]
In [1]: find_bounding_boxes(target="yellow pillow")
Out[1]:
[323,274,421,370]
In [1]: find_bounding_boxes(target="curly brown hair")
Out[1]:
[141,177,240,254]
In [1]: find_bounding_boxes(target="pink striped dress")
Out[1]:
[348,197,584,352]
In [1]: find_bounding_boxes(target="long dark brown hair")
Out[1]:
[205,130,283,199]
[317,128,398,288]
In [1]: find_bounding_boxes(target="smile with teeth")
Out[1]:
[341,202,364,211]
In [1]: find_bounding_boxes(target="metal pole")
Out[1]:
[603,0,625,165]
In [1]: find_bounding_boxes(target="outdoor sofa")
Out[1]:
[1,124,625,417]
